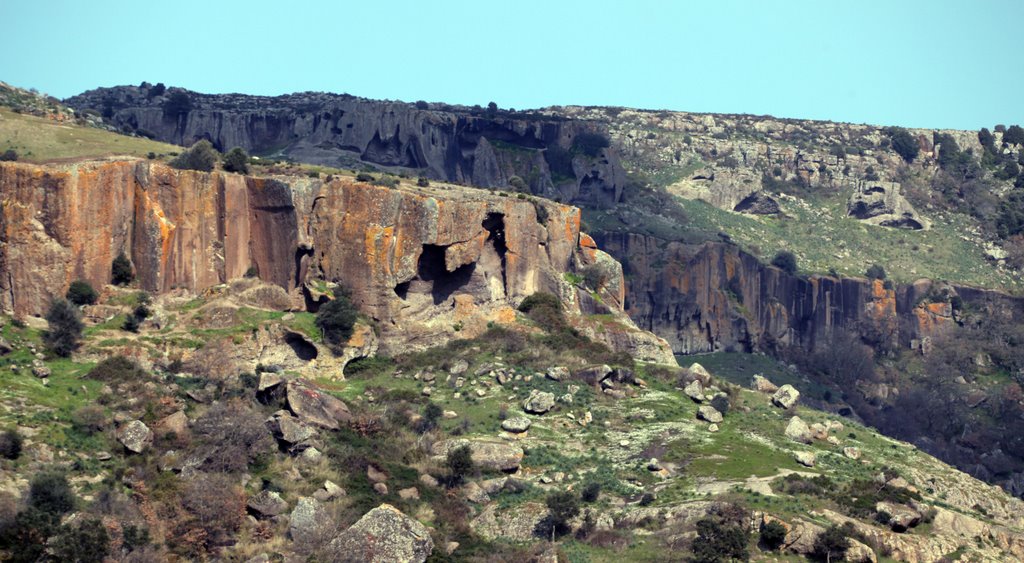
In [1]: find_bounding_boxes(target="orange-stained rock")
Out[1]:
[0,159,674,363]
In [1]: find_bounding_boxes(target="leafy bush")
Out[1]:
[508,175,528,191]
[50,517,109,563]
[759,520,787,551]
[0,149,17,162]
[580,481,601,503]
[71,405,108,435]
[85,356,147,382]
[315,293,359,354]
[147,83,166,98]
[170,140,219,172]
[710,394,730,417]
[416,176,430,187]
[771,251,798,275]
[544,490,580,537]
[355,172,375,182]
[29,472,75,516]
[122,314,140,332]
[692,517,750,563]
[812,524,851,562]
[573,132,611,157]
[222,147,250,174]
[0,429,23,460]
[888,128,920,163]
[865,264,887,280]
[518,292,562,315]
[111,252,134,285]
[1005,125,1024,146]
[66,280,98,306]
[192,401,273,473]
[446,445,474,486]
[44,299,83,357]
[162,91,192,118]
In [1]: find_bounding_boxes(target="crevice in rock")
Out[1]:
[416,244,476,305]
[482,212,508,292]
[284,331,319,361]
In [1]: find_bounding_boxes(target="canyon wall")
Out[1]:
[0,159,672,361]
[596,232,1024,354]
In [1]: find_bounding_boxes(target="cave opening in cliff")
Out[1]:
[283,331,319,361]
[482,212,507,291]
[416,244,476,305]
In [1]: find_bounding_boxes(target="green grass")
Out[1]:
[0,107,180,162]
[676,352,832,402]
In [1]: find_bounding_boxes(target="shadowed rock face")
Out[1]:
[64,86,625,208]
[0,159,672,361]
[594,233,1024,354]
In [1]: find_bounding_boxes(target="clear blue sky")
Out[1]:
[2,0,1022,130]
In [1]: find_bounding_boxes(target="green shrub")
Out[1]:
[222,147,250,174]
[29,472,75,516]
[416,176,430,187]
[573,132,611,157]
[316,293,359,354]
[170,140,219,172]
[692,517,749,563]
[888,127,920,163]
[812,524,851,562]
[544,490,580,537]
[771,251,798,275]
[1004,125,1024,146]
[44,299,83,357]
[122,314,140,333]
[50,518,110,563]
[162,91,192,118]
[580,481,601,503]
[111,252,134,285]
[85,356,147,382]
[865,264,887,280]
[355,172,375,182]
[0,428,23,460]
[710,394,730,417]
[508,175,528,191]
[0,149,17,162]
[760,520,786,551]
[446,444,473,486]
[66,280,98,306]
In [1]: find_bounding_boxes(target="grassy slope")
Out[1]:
[0,107,180,162]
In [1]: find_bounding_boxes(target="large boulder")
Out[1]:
[431,438,523,472]
[247,490,289,518]
[751,374,779,393]
[683,379,706,402]
[325,504,433,563]
[785,416,812,444]
[697,405,724,424]
[286,379,351,429]
[876,501,922,532]
[522,390,556,414]
[266,410,317,448]
[772,385,800,409]
[116,420,152,454]
[289,497,332,545]
[501,417,532,434]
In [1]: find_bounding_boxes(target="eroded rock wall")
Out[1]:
[596,233,1024,354]
[0,159,672,362]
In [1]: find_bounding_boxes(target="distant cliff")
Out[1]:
[0,159,672,362]
[65,86,626,208]
[595,232,1024,354]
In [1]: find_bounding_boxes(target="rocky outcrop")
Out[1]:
[0,159,671,361]
[594,235,1024,354]
[65,86,625,207]
[325,504,433,563]
[847,180,929,230]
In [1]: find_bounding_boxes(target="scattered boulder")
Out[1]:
[247,490,289,518]
[289,497,332,544]
[431,438,523,472]
[846,539,878,563]
[546,367,569,381]
[751,374,778,393]
[155,410,189,438]
[843,447,861,460]
[575,364,612,385]
[501,417,532,434]
[794,451,816,467]
[116,420,152,454]
[785,416,812,444]
[876,501,922,532]
[809,423,829,441]
[31,360,50,378]
[708,423,719,433]
[325,504,434,563]
[374,482,389,495]
[367,465,388,484]
[697,405,724,424]
[266,410,317,448]
[286,379,351,429]
[683,379,706,402]
[398,487,419,501]
[522,390,555,414]
[688,363,712,384]
[0,336,12,355]
[772,385,800,409]
[448,359,469,375]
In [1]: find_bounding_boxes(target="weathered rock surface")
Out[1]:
[116,420,152,453]
[0,159,672,362]
[247,490,289,518]
[285,379,351,430]
[500,417,532,433]
[522,390,556,414]
[289,497,332,544]
[784,416,812,444]
[325,503,433,563]
[847,180,929,230]
[431,438,523,472]
[751,374,778,393]
[696,405,723,423]
[772,385,801,409]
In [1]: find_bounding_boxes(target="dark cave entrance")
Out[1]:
[482,212,507,290]
[416,244,476,305]
[284,331,318,361]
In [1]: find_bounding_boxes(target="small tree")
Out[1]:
[508,175,527,191]
[0,149,17,162]
[544,490,580,539]
[50,518,110,563]
[0,428,23,460]
[66,280,98,306]
[170,140,219,172]
[812,525,850,563]
[865,264,887,280]
[162,91,192,118]
[1004,125,1024,146]
[760,520,787,551]
[446,444,474,486]
[44,299,83,357]
[771,251,798,275]
[112,252,134,285]
[315,293,359,354]
[28,472,75,516]
[692,517,750,563]
[580,481,601,503]
[222,147,250,174]
[889,128,920,163]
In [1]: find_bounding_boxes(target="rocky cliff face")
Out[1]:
[596,233,1024,354]
[0,159,672,362]
[64,86,626,208]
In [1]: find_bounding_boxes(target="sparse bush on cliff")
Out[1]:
[162,91,192,118]
[147,83,166,99]
[888,127,919,163]
[355,172,375,183]
[866,264,887,280]
[771,251,798,275]
[508,175,528,191]
[0,149,16,162]
[66,280,98,306]
[315,291,359,354]
[446,444,474,486]
[416,176,430,187]
[572,132,611,157]
[222,147,250,174]
[0,429,23,460]
[169,140,219,172]
[44,299,83,357]
[111,252,134,285]
[542,490,580,539]
[1004,125,1024,146]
